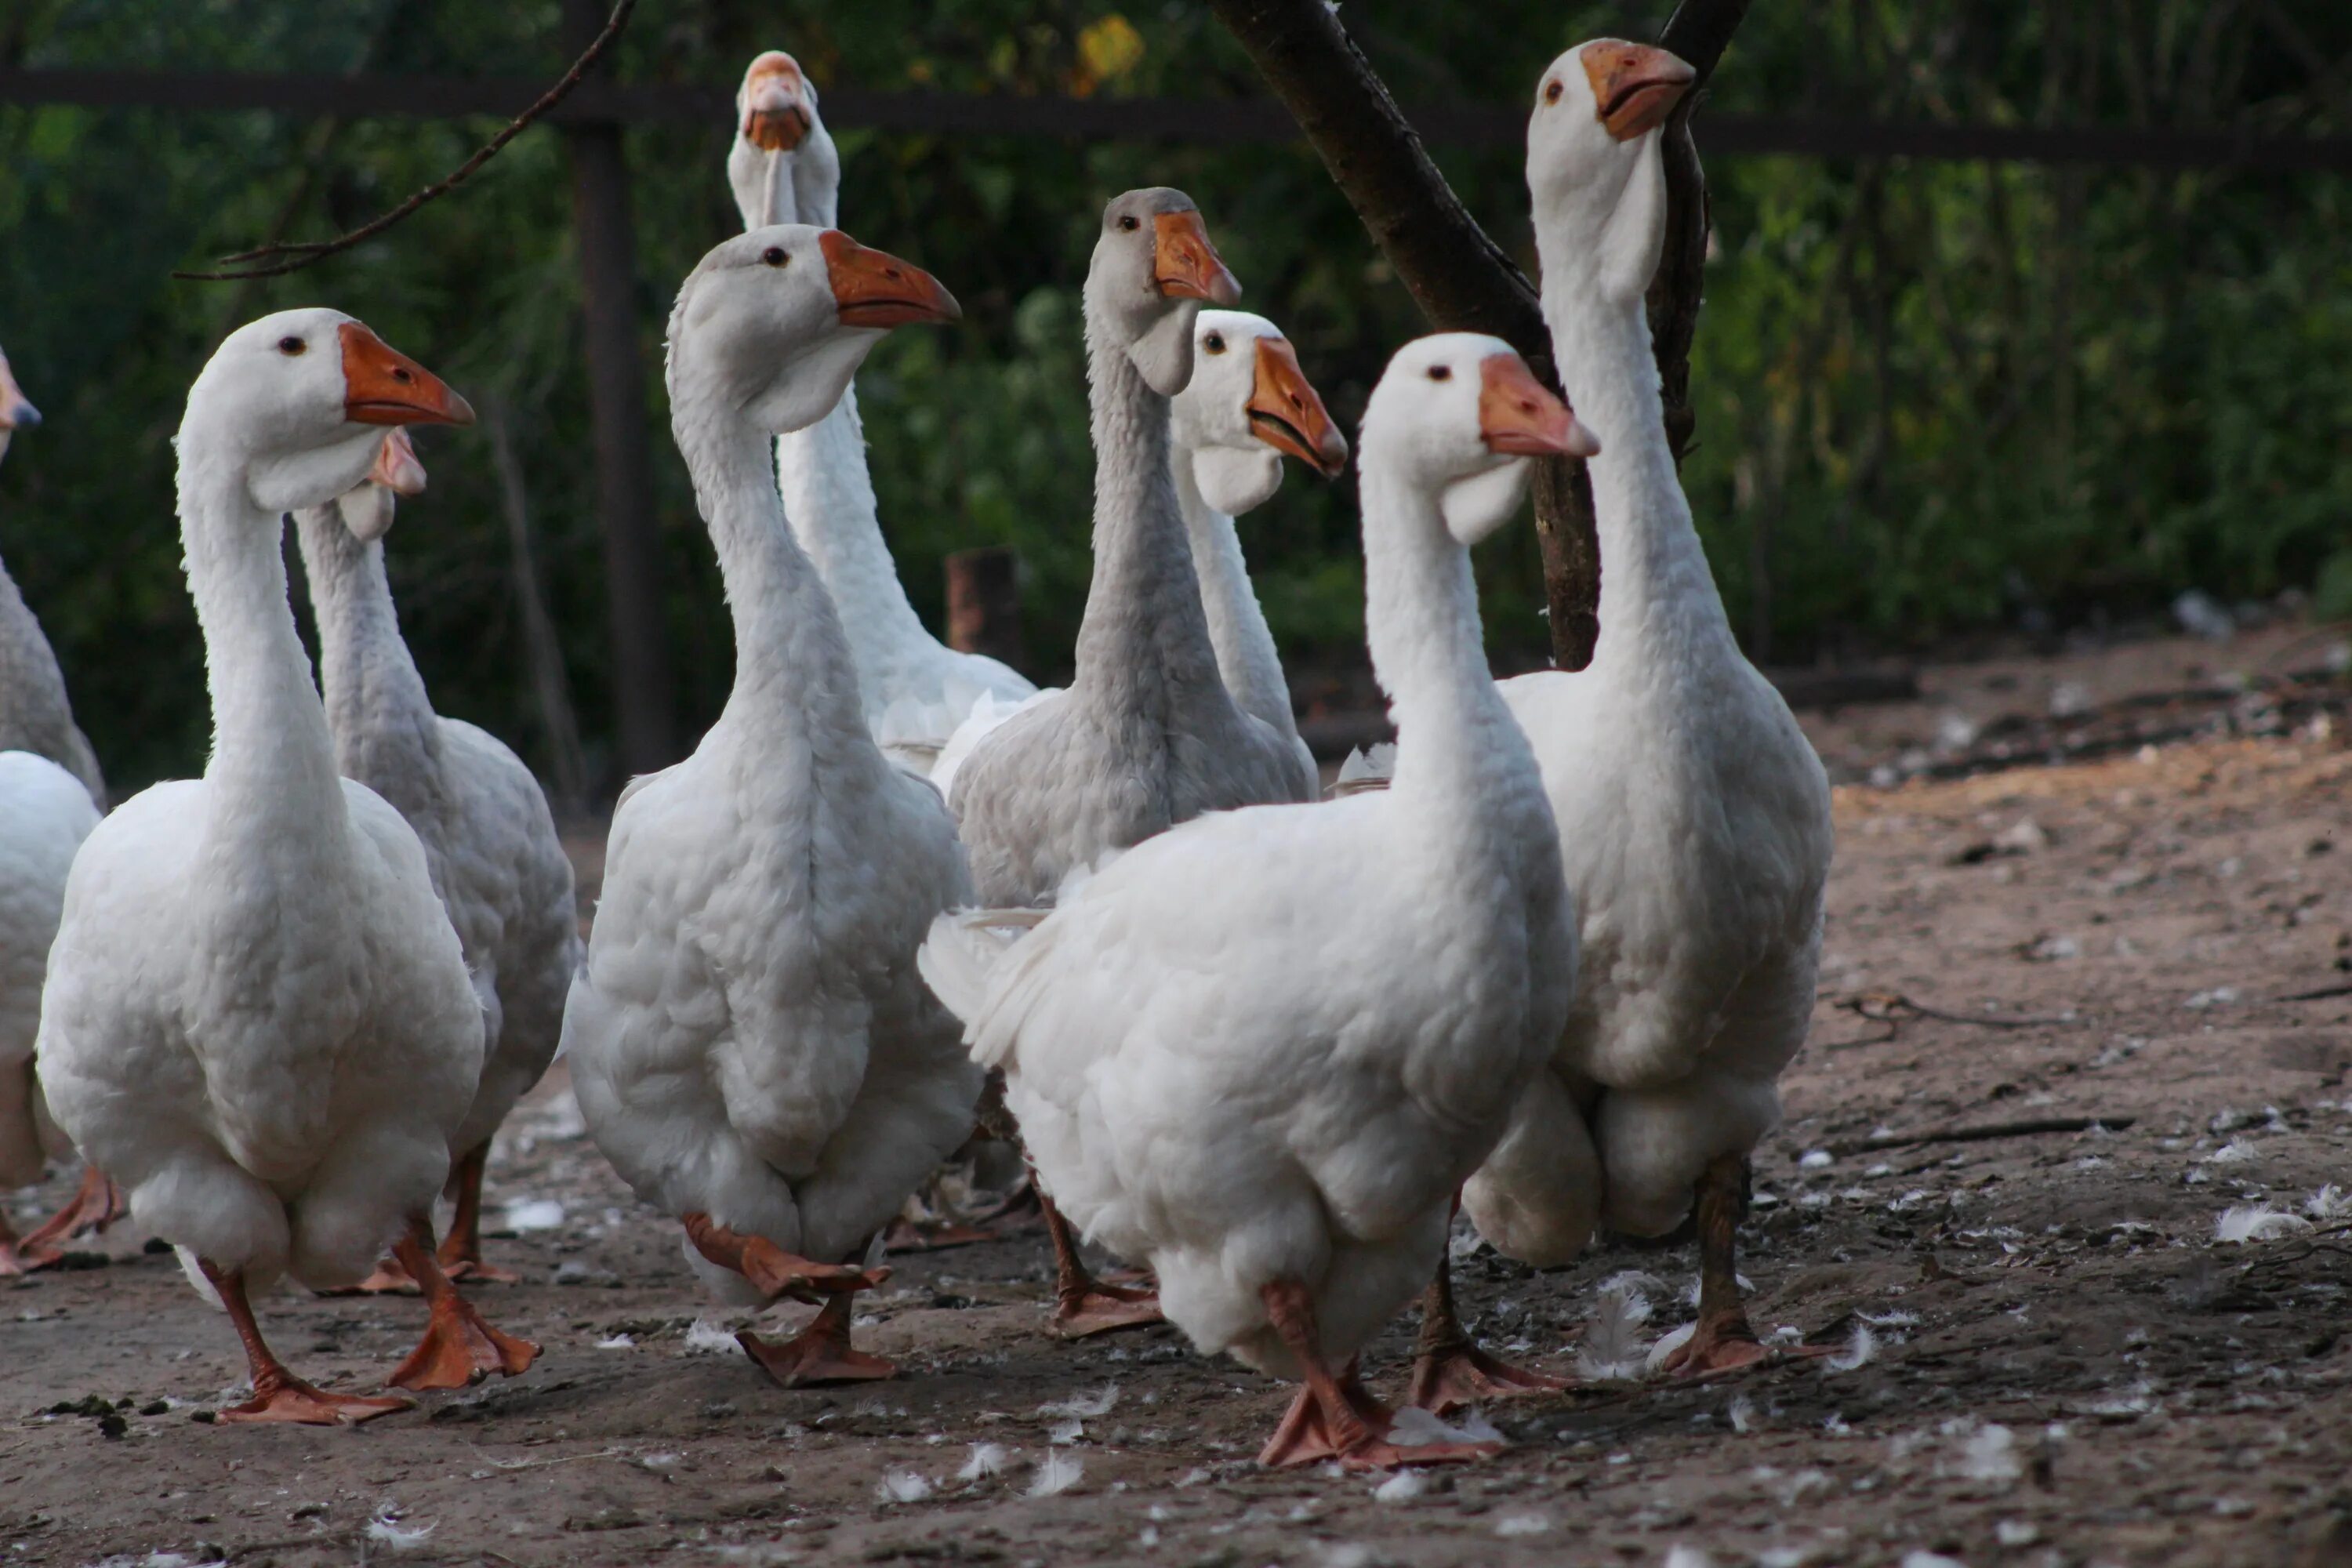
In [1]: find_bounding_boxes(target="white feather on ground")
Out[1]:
[1825,1323,1878,1373]
[1577,1279,1656,1379]
[873,1468,935,1504]
[1036,1384,1120,1419]
[957,1443,1009,1482]
[682,1318,748,1356]
[2214,1203,2314,1243]
[1026,1451,1083,1497]
[2308,1183,2350,1222]
[1372,1468,1428,1504]
[364,1512,434,1551]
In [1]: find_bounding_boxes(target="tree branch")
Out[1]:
[172,0,637,281]
[1206,0,1751,670]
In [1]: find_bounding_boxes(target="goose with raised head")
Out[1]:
[34,311,537,1421]
[1446,41,1835,1384]
[922,335,1592,1467]
[561,224,981,1388]
[725,50,1035,773]
[943,190,1317,1336]
[292,428,582,1287]
[0,350,109,1276]
[1170,309,1348,799]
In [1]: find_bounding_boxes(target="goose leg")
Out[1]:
[11,1164,127,1267]
[738,1287,896,1388]
[1656,1153,1826,1378]
[386,1219,539,1392]
[681,1211,890,1299]
[200,1259,412,1425]
[435,1142,520,1284]
[1407,1242,1568,1414]
[1257,1279,1497,1470]
[0,1210,39,1277]
[1040,1189,1160,1338]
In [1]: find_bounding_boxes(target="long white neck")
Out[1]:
[1071,323,1230,711]
[292,504,446,826]
[670,369,880,772]
[1539,248,1740,684]
[1358,459,1539,829]
[176,453,350,870]
[1171,456,1299,746]
[773,387,942,711]
[0,549,85,768]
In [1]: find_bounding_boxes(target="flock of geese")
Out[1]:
[0,38,1832,1470]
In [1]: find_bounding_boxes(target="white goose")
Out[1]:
[35,311,535,1422]
[292,430,582,1284]
[922,334,1590,1467]
[561,225,980,1387]
[1171,309,1348,800]
[943,190,1318,1335]
[725,50,1035,773]
[0,350,107,1276]
[1457,41,1835,1380]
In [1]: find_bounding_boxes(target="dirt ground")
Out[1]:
[6,628,2352,1568]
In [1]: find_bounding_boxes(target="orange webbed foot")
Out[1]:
[1407,1340,1570,1415]
[387,1294,539,1392]
[220,1373,413,1427]
[1657,1315,1833,1381]
[1051,1279,1163,1339]
[737,1326,898,1388]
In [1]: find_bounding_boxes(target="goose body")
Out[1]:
[562,226,979,1384]
[36,311,532,1421]
[924,335,1587,1466]
[727,51,1034,773]
[292,432,581,1279]
[1468,42,1834,1374]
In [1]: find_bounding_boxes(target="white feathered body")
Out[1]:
[0,752,98,1187]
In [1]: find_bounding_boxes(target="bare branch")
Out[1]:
[172,0,637,282]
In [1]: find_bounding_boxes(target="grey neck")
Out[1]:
[0,547,102,800]
[292,503,446,827]
[1070,317,1232,717]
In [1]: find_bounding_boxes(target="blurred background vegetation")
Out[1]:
[1,1,2347,795]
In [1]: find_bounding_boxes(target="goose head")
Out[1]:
[1362,334,1599,546]
[727,50,840,230]
[1173,310,1348,514]
[334,428,429,545]
[668,223,959,435]
[0,347,39,468]
[1527,40,1696,304]
[183,308,471,517]
[1087,187,1241,397]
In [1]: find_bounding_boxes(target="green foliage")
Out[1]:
[0,0,2347,791]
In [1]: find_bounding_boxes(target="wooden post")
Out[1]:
[945,546,1024,671]
[561,0,673,779]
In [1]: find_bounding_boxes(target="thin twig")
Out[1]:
[174,0,637,281]
[2274,981,2352,1003]
[1826,1115,2135,1158]
[1835,990,2079,1031]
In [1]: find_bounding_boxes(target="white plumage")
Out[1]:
[292,428,581,1279]
[563,225,979,1385]
[35,310,527,1422]
[0,754,98,1216]
[1464,42,1835,1375]
[924,334,1586,1468]
[725,50,1034,775]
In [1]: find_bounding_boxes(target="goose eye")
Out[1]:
[1117,214,1140,232]
[761,245,789,267]
[277,336,307,356]
[1544,79,1564,105]
[1203,333,1225,354]
[1428,365,1453,383]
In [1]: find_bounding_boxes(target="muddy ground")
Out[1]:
[5,627,2351,1568]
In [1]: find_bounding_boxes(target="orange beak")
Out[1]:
[819,230,962,328]
[339,322,473,428]
[1581,42,1696,141]
[741,51,811,152]
[370,428,428,497]
[1246,337,1348,477]
[1152,210,1242,305]
[1479,354,1599,459]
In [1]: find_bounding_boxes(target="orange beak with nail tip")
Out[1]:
[1246,338,1348,477]
[339,322,474,428]
[1581,42,1696,141]
[1479,354,1600,459]
[742,53,811,151]
[371,429,428,497]
[1152,211,1242,306]
[819,230,962,328]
